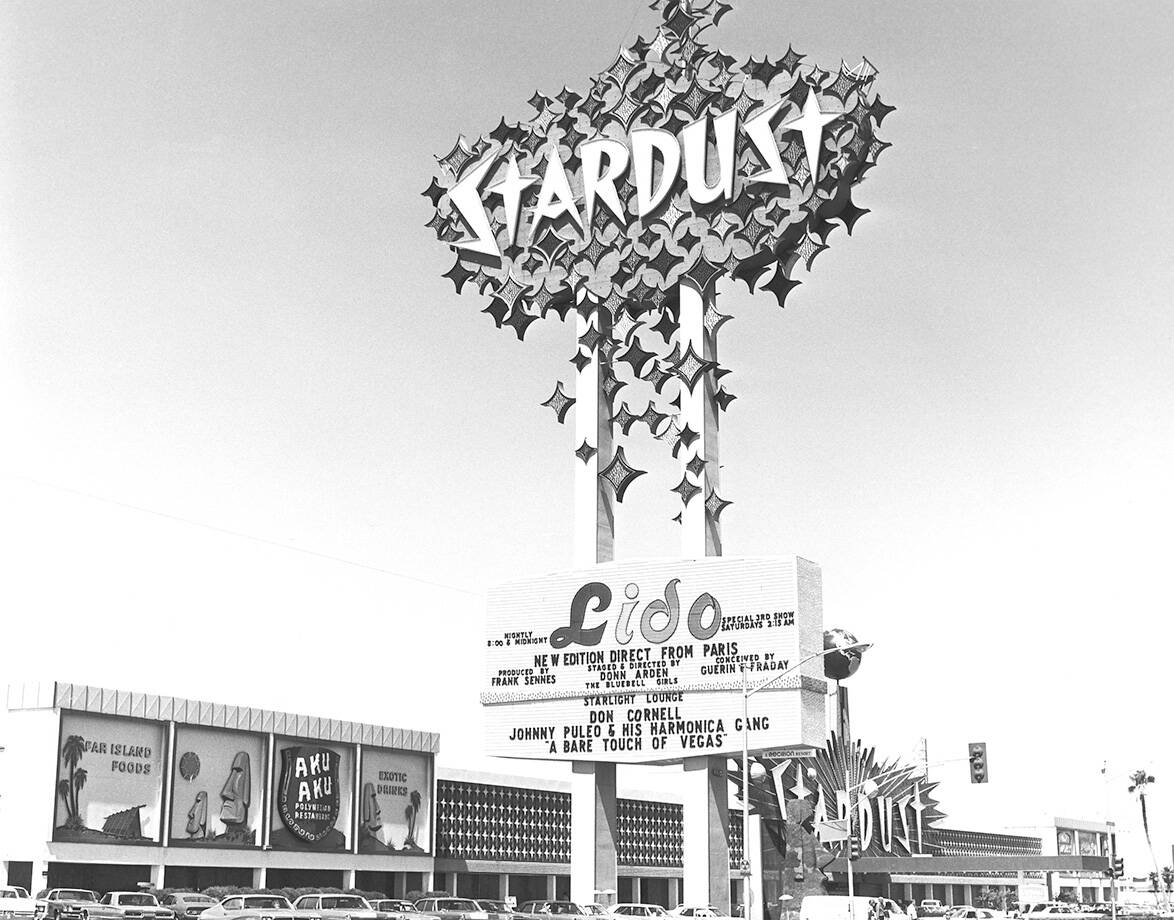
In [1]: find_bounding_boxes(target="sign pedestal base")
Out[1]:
[571,761,618,907]
[683,754,732,914]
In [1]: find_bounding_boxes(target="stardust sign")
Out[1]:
[482,556,827,764]
[449,92,836,258]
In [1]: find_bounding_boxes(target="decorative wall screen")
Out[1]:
[928,828,1042,858]
[436,780,571,863]
[617,798,682,868]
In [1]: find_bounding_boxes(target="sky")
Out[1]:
[3,0,1174,875]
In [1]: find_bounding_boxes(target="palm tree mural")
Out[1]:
[57,779,72,817]
[60,735,86,829]
[404,789,422,848]
[1129,770,1163,907]
[73,768,88,821]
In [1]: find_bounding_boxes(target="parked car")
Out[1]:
[158,896,217,920]
[474,902,515,920]
[517,906,589,919]
[413,900,488,920]
[579,910,609,919]
[35,891,121,920]
[198,896,302,920]
[919,905,946,920]
[369,906,417,920]
[292,896,382,920]
[610,909,669,919]
[946,910,1001,920]
[99,893,173,920]
[670,910,733,920]
[1,887,37,920]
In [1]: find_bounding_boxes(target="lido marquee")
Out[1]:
[482,556,827,763]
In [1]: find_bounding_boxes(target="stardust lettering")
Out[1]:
[450,103,804,259]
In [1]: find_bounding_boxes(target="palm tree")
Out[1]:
[72,768,88,819]
[405,790,422,847]
[1129,770,1163,907]
[57,779,72,817]
[61,735,85,821]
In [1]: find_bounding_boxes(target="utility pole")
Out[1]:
[1109,822,1117,920]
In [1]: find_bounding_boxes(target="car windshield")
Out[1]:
[244,898,292,910]
[583,909,607,917]
[119,896,159,906]
[438,902,480,912]
[548,906,581,916]
[322,899,367,910]
[478,905,508,912]
[61,893,97,903]
[186,898,215,905]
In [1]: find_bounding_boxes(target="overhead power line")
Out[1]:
[6,473,483,597]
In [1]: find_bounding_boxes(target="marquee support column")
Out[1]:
[684,755,732,913]
[574,295,615,566]
[679,281,732,913]
[679,281,721,557]
[571,293,618,908]
[572,761,618,905]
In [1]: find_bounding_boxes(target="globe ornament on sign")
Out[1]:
[823,627,864,680]
[425,0,893,510]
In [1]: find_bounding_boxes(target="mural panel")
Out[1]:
[169,726,265,847]
[268,738,353,852]
[53,712,165,844]
[357,748,432,854]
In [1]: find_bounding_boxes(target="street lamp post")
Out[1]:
[844,776,879,903]
[740,640,872,920]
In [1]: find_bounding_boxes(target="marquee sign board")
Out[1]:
[482,556,827,763]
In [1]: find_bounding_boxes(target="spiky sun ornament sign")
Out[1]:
[729,733,944,859]
[425,0,893,506]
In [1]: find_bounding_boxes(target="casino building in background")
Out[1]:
[0,683,1112,910]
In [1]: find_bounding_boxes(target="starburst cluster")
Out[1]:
[729,732,944,858]
[425,0,893,511]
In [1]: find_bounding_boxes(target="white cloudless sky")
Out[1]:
[3,0,1173,873]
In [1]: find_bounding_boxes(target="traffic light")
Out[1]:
[969,742,988,783]
[1114,858,1125,879]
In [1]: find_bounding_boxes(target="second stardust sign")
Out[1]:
[482,556,827,763]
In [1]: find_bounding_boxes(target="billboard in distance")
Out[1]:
[169,725,266,847]
[269,738,353,852]
[357,748,433,855]
[53,712,166,844]
[482,556,826,764]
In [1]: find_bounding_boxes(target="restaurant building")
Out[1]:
[0,683,1109,910]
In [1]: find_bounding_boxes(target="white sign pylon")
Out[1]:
[678,280,732,912]
[571,292,618,907]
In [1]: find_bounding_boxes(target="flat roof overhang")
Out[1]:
[822,855,1112,874]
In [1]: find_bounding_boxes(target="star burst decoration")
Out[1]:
[426,0,893,510]
[728,732,945,859]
